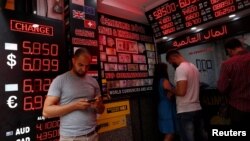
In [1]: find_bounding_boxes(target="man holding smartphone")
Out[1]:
[43,48,105,141]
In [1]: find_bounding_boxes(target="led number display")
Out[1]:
[146,0,250,39]
[36,120,60,140]
[22,41,59,72]
[23,78,52,93]
[0,11,67,140]
[23,95,45,111]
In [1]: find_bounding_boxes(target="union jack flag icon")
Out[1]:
[72,10,85,20]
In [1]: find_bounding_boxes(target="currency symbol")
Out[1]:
[6,96,18,108]
[149,15,153,21]
[7,53,17,69]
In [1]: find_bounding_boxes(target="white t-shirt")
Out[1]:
[174,62,202,113]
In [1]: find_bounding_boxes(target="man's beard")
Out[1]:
[75,72,86,77]
[73,68,86,77]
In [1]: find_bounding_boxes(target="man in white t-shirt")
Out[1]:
[165,49,207,141]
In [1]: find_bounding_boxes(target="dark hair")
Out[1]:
[73,48,91,58]
[153,63,169,80]
[166,49,180,61]
[153,63,169,101]
[224,38,242,49]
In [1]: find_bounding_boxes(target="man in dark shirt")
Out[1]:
[217,38,250,127]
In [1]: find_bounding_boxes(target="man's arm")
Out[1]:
[162,79,174,99]
[43,96,91,118]
[167,80,187,96]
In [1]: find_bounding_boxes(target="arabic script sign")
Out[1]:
[172,25,228,48]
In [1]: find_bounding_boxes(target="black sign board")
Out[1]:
[0,11,68,141]
[145,0,250,39]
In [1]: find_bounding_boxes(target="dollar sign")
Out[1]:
[7,53,17,69]
[149,15,153,21]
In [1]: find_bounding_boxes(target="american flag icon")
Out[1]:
[72,10,85,20]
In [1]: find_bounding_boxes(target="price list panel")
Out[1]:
[145,0,250,39]
[0,11,68,141]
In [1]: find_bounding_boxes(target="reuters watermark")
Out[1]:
[212,129,246,137]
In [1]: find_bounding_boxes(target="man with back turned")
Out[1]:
[217,38,250,128]
[43,48,105,141]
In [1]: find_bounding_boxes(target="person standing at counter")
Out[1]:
[43,48,105,141]
[153,63,177,141]
[217,38,250,128]
[165,49,208,141]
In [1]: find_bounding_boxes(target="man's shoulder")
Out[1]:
[85,75,98,82]
[176,62,188,73]
[178,62,195,69]
[53,71,70,81]
[57,71,70,77]
[223,52,250,65]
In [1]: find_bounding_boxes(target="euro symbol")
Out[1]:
[6,96,18,109]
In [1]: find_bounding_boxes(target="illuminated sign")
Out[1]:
[145,0,250,39]
[10,20,53,36]
[0,11,67,140]
[98,13,155,99]
[172,25,228,48]
[68,0,99,82]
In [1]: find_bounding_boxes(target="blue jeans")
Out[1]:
[177,110,208,141]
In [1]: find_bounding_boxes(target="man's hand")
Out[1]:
[73,98,91,110]
[90,96,105,114]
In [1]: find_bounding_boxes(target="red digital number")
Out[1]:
[43,79,52,92]
[50,44,58,56]
[212,0,233,11]
[51,59,59,71]
[160,22,174,30]
[153,3,176,20]
[185,12,199,21]
[22,41,58,56]
[162,27,175,35]
[210,0,221,4]
[22,58,59,72]
[45,121,60,129]
[36,129,59,141]
[162,16,171,24]
[36,123,43,131]
[36,120,60,131]
[23,96,43,111]
[214,5,235,18]
[182,5,198,15]
[153,9,163,20]
[179,0,199,8]
[185,18,201,27]
[23,78,52,93]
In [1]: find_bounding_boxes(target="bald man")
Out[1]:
[43,48,104,141]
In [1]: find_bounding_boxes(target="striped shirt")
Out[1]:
[217,50,250,112]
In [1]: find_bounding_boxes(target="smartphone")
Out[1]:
[87,99,96,103]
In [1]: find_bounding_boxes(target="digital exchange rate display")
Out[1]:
[145,0,250,39]
[0,11,68,141]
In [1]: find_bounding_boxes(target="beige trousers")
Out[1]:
[60,132,99,141]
